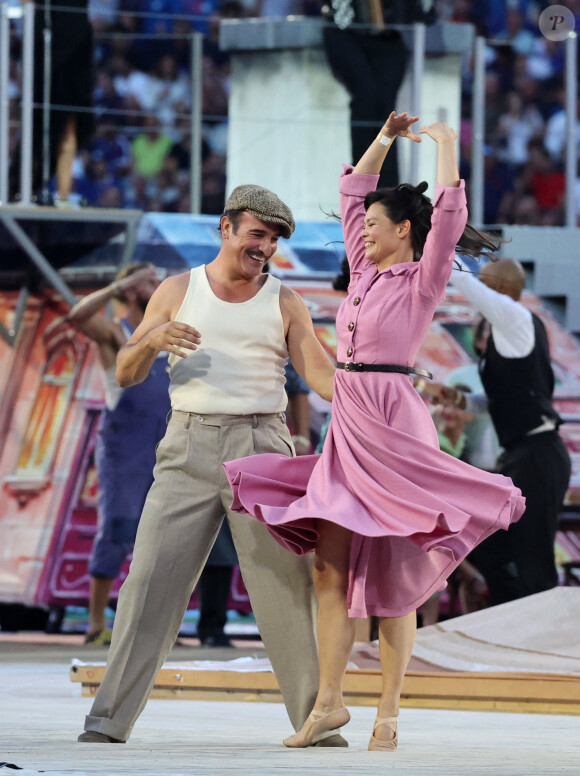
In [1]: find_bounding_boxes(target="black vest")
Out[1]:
[480,313,561,449]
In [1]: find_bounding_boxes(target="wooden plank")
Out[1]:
[70,663,580,714]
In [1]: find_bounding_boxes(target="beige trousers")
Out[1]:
[84,411,319,741]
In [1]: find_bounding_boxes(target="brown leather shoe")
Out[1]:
[77,731,125,743]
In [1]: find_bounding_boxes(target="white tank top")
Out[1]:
[168,266,288,414]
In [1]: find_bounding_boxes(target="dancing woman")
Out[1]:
[224,112,525,751]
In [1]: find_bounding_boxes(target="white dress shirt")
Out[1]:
[452,258,556,436]
[452,257,534,358]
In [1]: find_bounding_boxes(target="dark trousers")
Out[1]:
[469,431,571,605]
[323,27,409,188]
[197,565,234,641]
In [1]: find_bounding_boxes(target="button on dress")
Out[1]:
[224,166,525,618]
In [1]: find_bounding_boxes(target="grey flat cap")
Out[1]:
[224,184,295,239]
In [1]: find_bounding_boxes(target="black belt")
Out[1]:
[336,362,432,379]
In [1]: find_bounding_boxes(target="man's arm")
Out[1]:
[66,283,125,366]
[116,275,200,387]
[285,363,312,455]
[66,267,161,369]
[452,259,534,357]
[281,287,335,403]
[288,392,311,455]
[67,266,159,341]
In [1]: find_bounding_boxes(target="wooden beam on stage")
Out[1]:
[70,663,580,716]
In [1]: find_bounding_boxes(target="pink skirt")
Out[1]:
[224,375,525,617]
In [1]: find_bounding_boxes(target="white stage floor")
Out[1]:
[2,652,579,776]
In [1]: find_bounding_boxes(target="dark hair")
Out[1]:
[365,181,502,261]
[333,256,350,292]
[218,210,244,234]
[114,262,155,303]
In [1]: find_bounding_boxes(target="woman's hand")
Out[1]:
[383,111,422,143]
[418,122,457,144]
[353,111,420,175]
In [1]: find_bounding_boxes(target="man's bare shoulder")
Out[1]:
[279,283,307,314]
[161,270,191,296]
[279,283,300,302]
[151,271,190,311]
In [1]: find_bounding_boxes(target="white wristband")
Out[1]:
[292,435,310,448]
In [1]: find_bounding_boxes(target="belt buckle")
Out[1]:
[344,361,359,372]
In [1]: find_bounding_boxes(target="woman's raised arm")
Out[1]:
[418,122,460,187]
[415,123,466,298]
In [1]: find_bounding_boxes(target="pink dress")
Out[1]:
[224,166,525,618]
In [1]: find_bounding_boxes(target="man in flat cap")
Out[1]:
[77,185,342,746]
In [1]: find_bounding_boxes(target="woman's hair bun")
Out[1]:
[394,181,429,199]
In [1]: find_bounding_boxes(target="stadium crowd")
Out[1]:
[6,0,580,223]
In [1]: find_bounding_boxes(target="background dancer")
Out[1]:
[442,259,571,605]
[225,112,525,752]
[67,263,168,645]
[77,184,342,746]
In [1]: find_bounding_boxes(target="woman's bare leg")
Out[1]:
[374,611,417,742]
[313,521,356,712]
[283,521,354,746]
[56,116,77,201]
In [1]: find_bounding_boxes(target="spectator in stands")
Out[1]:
[483,71,504,138]
[494,7,535,55]
[124,173,153,210]
[496,91,544,168]
[75,158,120,206]
[544,92,580,164]
[202,54,229,120]
[525,140,565,220]
[149,54,192,132]
[201,170,227,214]
[483,146,515,224]
[89,0,121,28]
[170,18,196,70]
[94,72,125,126]
[154,157,182,211]
[109,54,155,113]
[132,116,174,177]
[88,125,133,178]
[98,185,124,208]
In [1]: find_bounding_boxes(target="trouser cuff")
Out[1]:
[84,714,131,742]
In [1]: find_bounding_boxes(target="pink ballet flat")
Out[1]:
[368,716,398,751]
[283,707,350,748]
